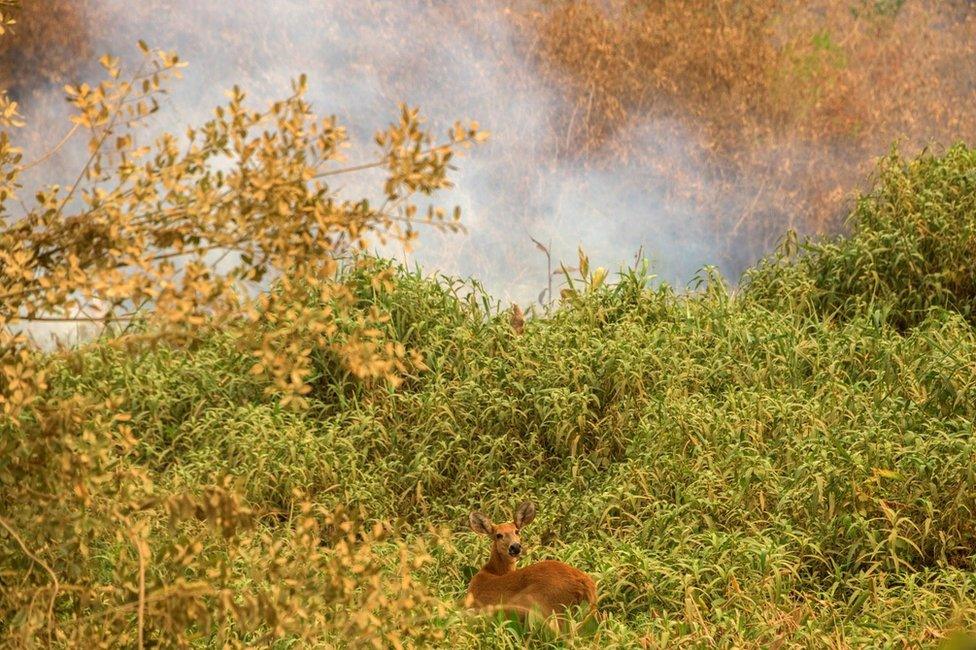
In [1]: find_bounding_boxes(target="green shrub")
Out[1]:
[746,144,976,328]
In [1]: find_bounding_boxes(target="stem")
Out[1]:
[136,536,146,650]
[57,60,150,218]
[20,124,82,172]
[15,313,138,323]
[312,136,475,180]
[0,516,60,644]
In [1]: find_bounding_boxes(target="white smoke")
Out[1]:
[14,0,749,307]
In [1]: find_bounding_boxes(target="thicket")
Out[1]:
[8,1,976,278]
[3,2,976,647]
[0,5,486,645]
[5,142,976,645]
[513,0,976,257]
[746,144,976,329]
[0,0,89,99]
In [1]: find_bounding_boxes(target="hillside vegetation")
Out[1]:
[3,144,976,647]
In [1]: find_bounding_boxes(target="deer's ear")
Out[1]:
[514,501,536,528]
[469,511,494,536]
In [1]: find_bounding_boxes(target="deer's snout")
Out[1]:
[508,543,521,557]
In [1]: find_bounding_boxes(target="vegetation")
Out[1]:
[0,10,486,646]
[511,0,976,261]
[5,139,976,644]
[0,0,89,99]
[746,144,976,329]
[2,1,976,647]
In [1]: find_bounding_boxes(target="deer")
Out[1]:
[465,500,597,622]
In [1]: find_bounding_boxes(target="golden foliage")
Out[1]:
[0,46,485,413]
[0,26,484,644]
[0,0,16,36]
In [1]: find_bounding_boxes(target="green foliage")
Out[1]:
[6,225,976,644]
[2,23,976,644]
[746,143,976,329]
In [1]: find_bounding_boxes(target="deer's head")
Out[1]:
[469,500,536,560]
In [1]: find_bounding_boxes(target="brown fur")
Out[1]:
[465,502,597,620]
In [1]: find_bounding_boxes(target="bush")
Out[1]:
[0,29,484,647]
[511,0,976,256]
[3,10,976,647]
[746,143,976,328]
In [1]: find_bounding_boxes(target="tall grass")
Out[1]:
[3,145,975,646]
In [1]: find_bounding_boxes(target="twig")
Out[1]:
[530,236,552,308]
[14,314,138,323]
[20,123,81,172]
[0,516,60,644]
[58,60,149,218]
[312,136,477,180]
[136,535,146,650]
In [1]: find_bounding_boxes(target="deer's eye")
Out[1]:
[495,533,502,539]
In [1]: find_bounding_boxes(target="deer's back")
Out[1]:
[468,560,596,615]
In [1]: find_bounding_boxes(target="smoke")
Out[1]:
[12,1,785,305]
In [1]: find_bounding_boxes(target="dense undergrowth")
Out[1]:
[4,145,976,647]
